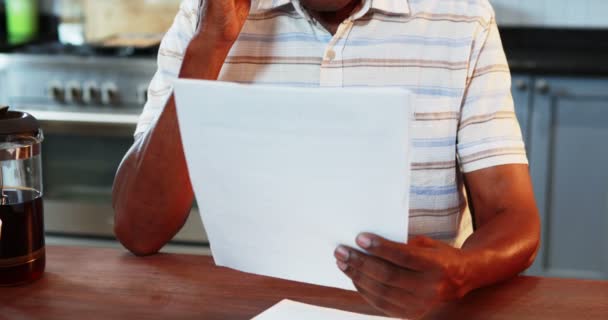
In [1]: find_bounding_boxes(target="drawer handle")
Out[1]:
[536,80,550,94]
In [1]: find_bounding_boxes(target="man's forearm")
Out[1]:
[460,204,541,294]
[112,39,233,255]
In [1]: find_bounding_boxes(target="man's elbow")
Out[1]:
[112,164,160,256]
[114,222,163,256]
[113,198,163,257]
[523,211,542,270]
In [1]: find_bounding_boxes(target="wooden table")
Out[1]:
[1,246,607,320]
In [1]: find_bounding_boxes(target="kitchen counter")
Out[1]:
[0,246,607,319]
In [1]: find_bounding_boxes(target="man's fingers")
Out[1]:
[355,233,436,271]
[354,284,411,318]
[335,248,426,291]
[343,264,421,307]
[351,277,429,319]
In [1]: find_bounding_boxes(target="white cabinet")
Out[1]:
[513,74,608,280]
[527,76,608,280]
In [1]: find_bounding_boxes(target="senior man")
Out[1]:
[113,0,540,318]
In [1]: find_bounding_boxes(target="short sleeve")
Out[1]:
[456,16,528,173]
[134,0,200,137]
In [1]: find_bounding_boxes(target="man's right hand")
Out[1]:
[112,0,251,256]
[196,0,252,46]
[179,0,252,79]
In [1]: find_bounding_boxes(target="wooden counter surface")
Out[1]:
[1,246,607,319]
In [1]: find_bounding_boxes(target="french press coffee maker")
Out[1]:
[0,106,45,286]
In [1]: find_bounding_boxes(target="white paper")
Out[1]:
[174,80,412,291]
[251,300,398,320]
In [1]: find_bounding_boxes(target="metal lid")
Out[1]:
[0,106,40,136]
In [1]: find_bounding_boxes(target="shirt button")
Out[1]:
[325,49,336,61]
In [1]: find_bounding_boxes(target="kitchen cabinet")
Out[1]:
[515,75,608,280]
[512,74,533,148]
[491,0,608,29]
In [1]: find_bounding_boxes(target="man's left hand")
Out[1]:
[335,233,472,319]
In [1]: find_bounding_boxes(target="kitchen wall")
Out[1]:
[39,0,181,14]
[83,0,181,41]
[490,0,608,28]
[41,0,608,30]
[38,0,182,42]
[43,0,608,30]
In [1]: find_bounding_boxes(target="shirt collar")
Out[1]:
[256,0,410,16]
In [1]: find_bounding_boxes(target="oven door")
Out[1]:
[26,110,207,245]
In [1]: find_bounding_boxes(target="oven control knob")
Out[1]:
[66,81,83,104]
[48,81,65,103]
[83,82,101,104]
[101,82,119,105]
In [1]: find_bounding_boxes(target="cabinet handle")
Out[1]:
[514,79,529,91]
[536,80,550,94]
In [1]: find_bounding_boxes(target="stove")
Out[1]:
[0,43,158,130]
[0,42,208,252]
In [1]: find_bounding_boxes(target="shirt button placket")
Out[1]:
[325,49,336,61]
[320,20,354,87]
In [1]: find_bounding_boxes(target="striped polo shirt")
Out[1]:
[136,0,528,247]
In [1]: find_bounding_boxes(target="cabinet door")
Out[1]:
[511,75,533,147]
[528,77,608,279]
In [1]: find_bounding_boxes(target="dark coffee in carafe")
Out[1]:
[0,189,45,286]
[0,106,45,286]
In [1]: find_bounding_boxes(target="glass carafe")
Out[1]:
[0,106,45,286]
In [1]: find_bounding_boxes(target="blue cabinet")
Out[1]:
[512,75,533,148]
[518,76,608,279]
